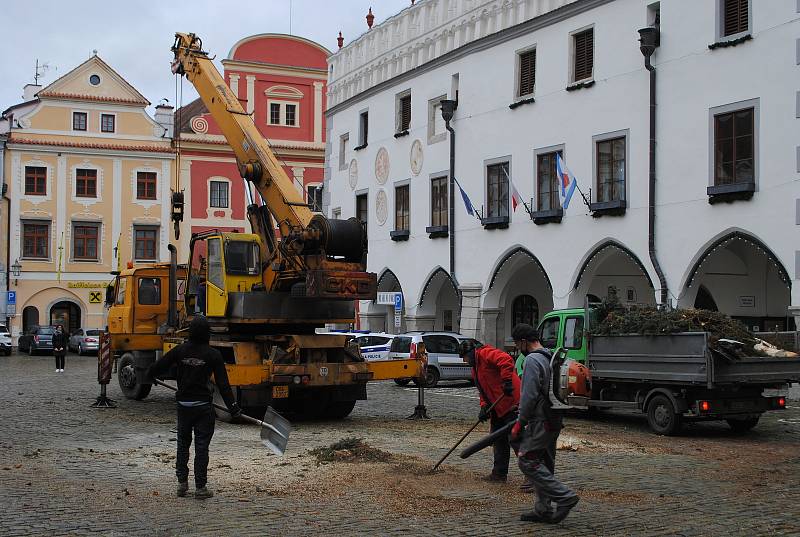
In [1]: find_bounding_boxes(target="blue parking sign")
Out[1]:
[394,293,402,312]
[7,291,16,305]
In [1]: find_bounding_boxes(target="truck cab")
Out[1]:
[537,308,590,363]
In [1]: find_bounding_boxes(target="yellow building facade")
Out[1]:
[1,55,173,341]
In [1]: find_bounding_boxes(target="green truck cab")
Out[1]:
[537,308,590,363]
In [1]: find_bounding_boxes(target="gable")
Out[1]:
[38,55,149,106]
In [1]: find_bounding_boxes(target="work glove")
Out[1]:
[510,420,524,442]
[502,379,514,397]
[229,403,243,419]
[477,406,490,422]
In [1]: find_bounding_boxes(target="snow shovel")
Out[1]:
[430,394,504,473]
[152,379,291,456]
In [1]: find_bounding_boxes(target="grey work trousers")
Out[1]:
[517,431,577,517]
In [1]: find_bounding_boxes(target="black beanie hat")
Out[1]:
[188,316,211,344]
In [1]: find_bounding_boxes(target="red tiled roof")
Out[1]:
[37,91,149,105]
[9,137,174,154]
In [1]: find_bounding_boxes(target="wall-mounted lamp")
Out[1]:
[11,259,21,285]
[439,99,457,124]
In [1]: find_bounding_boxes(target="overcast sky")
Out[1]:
[0,0,412,112]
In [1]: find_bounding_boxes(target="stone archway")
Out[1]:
[414,267,460,332]
[679,231,793,331]
[482,247,553,350]
[569,240,655,308]
[49,300,82,334]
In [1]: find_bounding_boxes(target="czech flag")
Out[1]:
[556,153,577,210]
[510,181,523,212]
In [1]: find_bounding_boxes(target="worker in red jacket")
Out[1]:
[459,339,521,482]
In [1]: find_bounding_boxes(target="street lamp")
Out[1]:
[11,259,21,285]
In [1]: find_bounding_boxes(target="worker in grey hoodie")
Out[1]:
[510,323,579,524]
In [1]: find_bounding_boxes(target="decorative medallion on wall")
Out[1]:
[410,139,424,176]
[190,116,209,134]
[348,159,358,190]
[375,147,390,185]
[375,189,388,226]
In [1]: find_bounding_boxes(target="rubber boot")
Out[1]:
[195,486,214,499]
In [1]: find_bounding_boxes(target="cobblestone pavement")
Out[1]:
[1,352,799,537]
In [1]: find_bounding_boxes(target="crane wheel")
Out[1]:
[118,353,152,400]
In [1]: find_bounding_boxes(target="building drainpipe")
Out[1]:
[440,100,458,281]
[639,26,669,307]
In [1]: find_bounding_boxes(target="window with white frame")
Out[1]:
[486,160,510,219]
[267,100,300,127]
[571,27,594,83]
[339,133,349,171]
[595,136,626,203]
[395,90,411,134]
[209,180,229,208]
[307,184,323,212]
[427,95,447,145]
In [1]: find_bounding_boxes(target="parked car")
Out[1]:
[389,332,482,388]
[69,328,103,355]
[18,325,57,355]
[0,325,11,356]
[351,333,395,361]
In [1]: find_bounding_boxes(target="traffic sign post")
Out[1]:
[7,291,16,305]
[394,293,402,312]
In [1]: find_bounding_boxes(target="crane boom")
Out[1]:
[172,33,310,232]
[171,32,375,301]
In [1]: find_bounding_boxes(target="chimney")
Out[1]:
[23,84,42,102]
[154,103,175,138]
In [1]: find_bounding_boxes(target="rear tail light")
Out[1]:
[699,400,710,412]
[34,335,40,343]
[410,342,417,361]
[776,397,786,408]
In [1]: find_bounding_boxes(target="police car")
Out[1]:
[322,330,395,362]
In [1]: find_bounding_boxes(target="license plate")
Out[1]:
[272,385,289,399]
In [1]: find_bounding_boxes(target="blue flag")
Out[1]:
[453,177,475,216]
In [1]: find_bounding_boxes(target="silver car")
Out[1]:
[388,332,481,388]
[69,328,103,355]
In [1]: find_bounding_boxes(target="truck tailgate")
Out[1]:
[713,355,800,384]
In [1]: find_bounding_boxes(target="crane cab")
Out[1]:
[186,231,263,318]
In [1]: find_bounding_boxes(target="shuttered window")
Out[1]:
[573,28,594,82]
[399,94,411,132]
[723,0,749,37]
[518,49,536,97]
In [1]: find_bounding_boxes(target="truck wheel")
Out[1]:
[726,416,760,433]
[322,400,357,419]
[413,367,440,388]
[117,353,152,400]
[394,378,412,387]
[646,394,681,436]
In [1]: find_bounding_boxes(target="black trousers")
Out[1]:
[176,404,215,488]
[490,411,518,477]
[54,353,65,370]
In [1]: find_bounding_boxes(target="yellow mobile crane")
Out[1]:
[105,33,421,419]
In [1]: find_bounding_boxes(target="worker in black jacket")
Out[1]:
[148,316,241,499]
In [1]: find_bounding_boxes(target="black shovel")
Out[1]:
[152,379,291,456]
[430,394,504,473]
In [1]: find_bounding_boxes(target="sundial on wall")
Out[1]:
[375,189,388,226]
[410,139,423,176]
[375,147,390,185]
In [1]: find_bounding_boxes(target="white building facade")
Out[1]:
[325,0,800,349]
